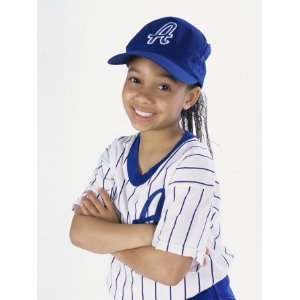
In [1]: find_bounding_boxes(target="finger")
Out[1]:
[80,193,98,215]
[86,192,105,213]
[82,198,101,217]
[84,190,99,202]
[83,190,103,211]
[74,206,84,215]
[80,201,90,215]
[99,188,113,209]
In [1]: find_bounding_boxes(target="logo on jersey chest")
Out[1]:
[132,188,165,225]
[147,22,177,45]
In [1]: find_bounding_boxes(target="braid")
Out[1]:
[180,85,214,159]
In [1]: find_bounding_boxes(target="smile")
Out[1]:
[134,108,154,117]
[132,106,157,121]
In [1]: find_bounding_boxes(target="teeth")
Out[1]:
[134,108,154,117]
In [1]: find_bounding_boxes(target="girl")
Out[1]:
[70,16,236,300]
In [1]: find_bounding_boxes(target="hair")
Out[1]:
[180,84,214,159]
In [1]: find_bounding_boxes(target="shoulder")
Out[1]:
[178,136,213,165]
[106,133,137,157]
[169,137,216,188]
[111,133,137,150]
[114,133,137,145]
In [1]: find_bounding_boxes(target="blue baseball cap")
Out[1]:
[107,16,211,88]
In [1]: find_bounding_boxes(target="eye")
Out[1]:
[128,76,140,84]
[159,83,171,91]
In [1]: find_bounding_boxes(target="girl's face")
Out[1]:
[122,56,200,133]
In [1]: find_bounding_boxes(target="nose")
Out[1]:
[134,89,154,105]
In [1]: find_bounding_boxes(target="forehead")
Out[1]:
[127,56,178,82]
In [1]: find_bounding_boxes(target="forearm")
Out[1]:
[113,246,177,286]
[70,214,154,254]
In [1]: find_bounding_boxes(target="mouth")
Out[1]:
[131,106,157,122]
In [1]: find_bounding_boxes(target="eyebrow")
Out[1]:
[128,66,177,82]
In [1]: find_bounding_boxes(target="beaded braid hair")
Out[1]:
[180,84,214,159]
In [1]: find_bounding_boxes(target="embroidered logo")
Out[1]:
[132,188,165,225]
[147,22,177,45]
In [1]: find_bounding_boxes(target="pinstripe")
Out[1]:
[112,185,118,202]
[222,255,230,268]
[118,136,127,141]
[169,180,214,187]
[212,206,219,211]
[184,277,187,299]
[181,189,205,255]
[141,276,144,300]
[175,166,215,173]
[126,211,129,223]
[95,163,103,170]
[102,167,111,188]
[130,269,134,300]
[109,184,115,199]
[113,265,121,300]
[182,153,212,161]
[156,185,176,243]
[196,208,212,249]
[121,265,127,300]
[117,179,126,208]
[166,186,191,251]
[208,254,214,285]
[213,194,221,200]
[197,272,201,293]
[214,224,221,249]
[90,176,97,186]
[116,147,126,168]
[109,257,116,293]
[210,211,216,222]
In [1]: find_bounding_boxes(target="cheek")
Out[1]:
[122,84,135,103]
[122,87,135,113]
[162,95,184,114]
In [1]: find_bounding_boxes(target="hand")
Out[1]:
[75,188,121,223]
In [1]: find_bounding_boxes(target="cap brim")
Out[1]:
[107,50,198,85]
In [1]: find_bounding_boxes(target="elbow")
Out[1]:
[167,271,189,286]
[158,267,184,287]
[69,214,107,254]
[69,214,85,247]
[69,223,81,247]
[164,257,193,286]
[168,274,183,287]
[159,274,181,287]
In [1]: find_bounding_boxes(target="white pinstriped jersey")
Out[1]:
[72,130,235,300]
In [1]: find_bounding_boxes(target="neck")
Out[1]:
[139,125,185,154]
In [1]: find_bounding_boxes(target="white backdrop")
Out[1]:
[38,0,260,299]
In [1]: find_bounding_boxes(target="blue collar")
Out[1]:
[127,130,195,186]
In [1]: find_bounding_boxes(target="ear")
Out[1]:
[183,86,201,110]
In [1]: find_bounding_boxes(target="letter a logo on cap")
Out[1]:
[147,22,177,45]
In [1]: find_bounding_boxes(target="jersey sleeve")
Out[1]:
[151,148,216,267]
[71,140,117,214]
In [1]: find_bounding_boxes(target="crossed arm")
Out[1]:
[69,213,193,286]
